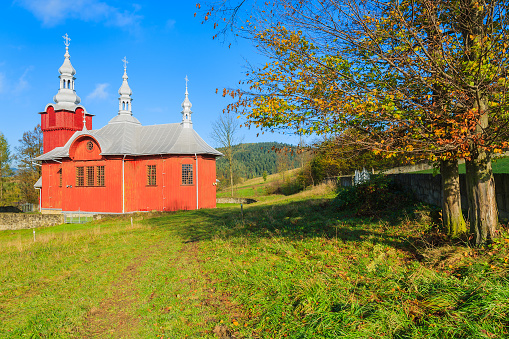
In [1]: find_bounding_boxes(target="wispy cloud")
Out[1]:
[0,68,32,95]
[87,83,110,100]
[165,19,176,30]
[15,0,143,32]
[14,67,33,94]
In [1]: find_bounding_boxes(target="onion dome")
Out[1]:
[109,57,140,125]
[53,34,81,110]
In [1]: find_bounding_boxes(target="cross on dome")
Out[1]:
[122,56,128,70]
[63,33,71,47]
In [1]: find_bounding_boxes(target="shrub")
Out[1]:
[334,175,414,216]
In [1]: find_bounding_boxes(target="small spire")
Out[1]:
[82,109,87,131]
[53,34,81,110]
[181,76,193,128]
[118,57,133,115]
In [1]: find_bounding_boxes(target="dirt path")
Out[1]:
[174,242,245,338]
[79,252,150,338]
[74,239,243,338]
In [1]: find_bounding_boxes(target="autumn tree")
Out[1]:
[14,125,43,204]
[211,112,244,197]
[0,132,12,205]
[201,0,509,244]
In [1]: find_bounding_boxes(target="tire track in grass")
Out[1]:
[145,240,245,338]
[77,243,158,338]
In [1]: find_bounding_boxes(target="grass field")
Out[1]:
[412,156,509,174]
[1,175,509,338]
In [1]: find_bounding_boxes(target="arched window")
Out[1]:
[68,80,71,89]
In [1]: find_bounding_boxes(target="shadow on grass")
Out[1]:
[146,197,430,259]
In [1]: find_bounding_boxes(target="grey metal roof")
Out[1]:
[34,176,42,189]
[36,120,222,161]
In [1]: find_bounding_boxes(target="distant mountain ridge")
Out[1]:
[216,142,300,180]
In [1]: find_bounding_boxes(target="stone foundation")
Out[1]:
[0,213,65,231]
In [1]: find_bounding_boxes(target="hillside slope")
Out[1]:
[216,142,300,180]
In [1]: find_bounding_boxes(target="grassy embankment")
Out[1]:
[1,171,509,338]
[413,156,509,174]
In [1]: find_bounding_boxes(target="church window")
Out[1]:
[86,141,94,151]
[76,167,84,187]
[147,165,157,186]
[58,168,62,187]
[86,166,95,186]
[67,80,71,88]
[96,166,105,186]
[182,164,193,185]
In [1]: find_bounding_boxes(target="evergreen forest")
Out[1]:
[215,142,300,180]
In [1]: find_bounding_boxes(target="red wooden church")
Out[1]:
[35,36,222,214]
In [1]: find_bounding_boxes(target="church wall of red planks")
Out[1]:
[39,110,217,213]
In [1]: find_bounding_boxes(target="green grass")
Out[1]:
[412,156,509,174]
[1,182,509,338]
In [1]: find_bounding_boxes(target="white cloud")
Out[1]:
[87,83,110,100]
[165,19,176,30]
[15,0,143,32]
[0,68,32,95]
[14,67,32,94]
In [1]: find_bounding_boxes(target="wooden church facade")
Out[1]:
[35,37,221,214]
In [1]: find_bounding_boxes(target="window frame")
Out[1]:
[86,166,95,186]
[58,168,62,187]
[96,166,105,187]
[147,165,157,186]
[181,164,194,185]
[76,166,84,187]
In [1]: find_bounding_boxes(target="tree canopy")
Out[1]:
[201,0,509,244]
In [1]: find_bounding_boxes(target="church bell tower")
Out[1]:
[40,34,93,153]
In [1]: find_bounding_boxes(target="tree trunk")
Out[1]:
[440,159,466,238]
[465,149,498,245]
[229,157,234,198]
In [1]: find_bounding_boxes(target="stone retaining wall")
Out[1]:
[0,214,64,231]
[216,198,257,204]
[390,173,509,220]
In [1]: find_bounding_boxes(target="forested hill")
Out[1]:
[216,142,300,180]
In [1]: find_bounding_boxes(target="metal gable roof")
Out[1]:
[35,121,222,162]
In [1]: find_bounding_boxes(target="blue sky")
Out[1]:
[0,0,300,154]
